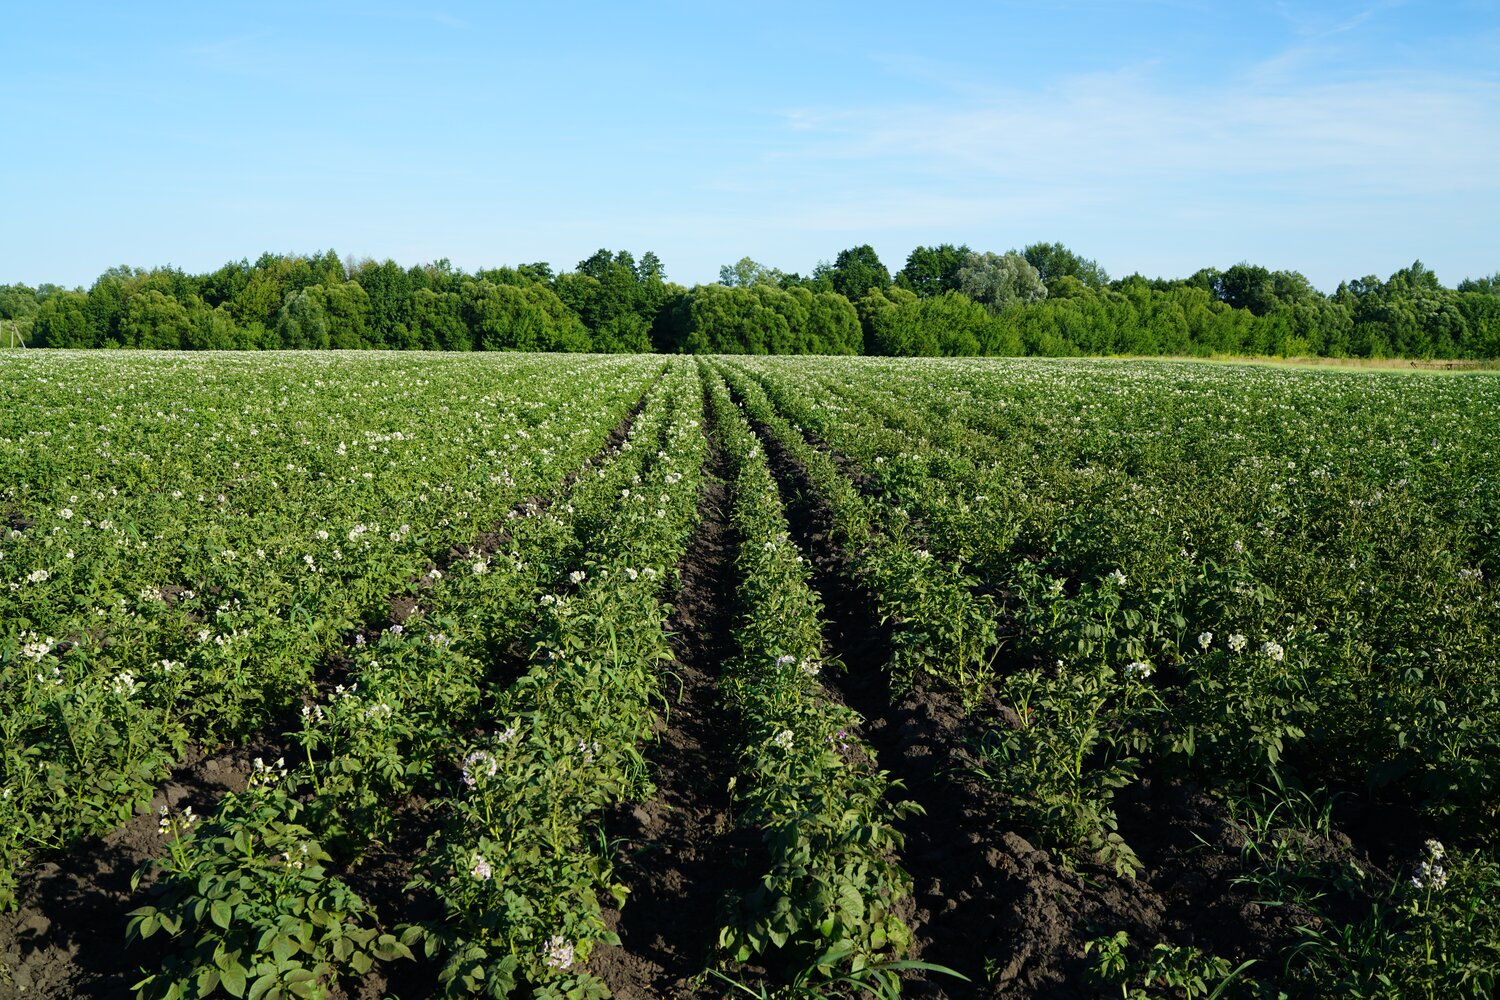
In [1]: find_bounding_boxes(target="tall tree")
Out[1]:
[894,243,970,297]
[956,251,1047,313]
[30,291,93,348]
[1215,263,1318,316]
[84,269,137,345]
[554,249,665,352]
[461,280,589,352]
[119,288,192,349]
[718,256,783,288]
[1457,273,1500,296]
[276,287,330,349]
[637,251,665,283]
[1021,242,1108,291]
[821,245,890,300]
[354,259,414,346]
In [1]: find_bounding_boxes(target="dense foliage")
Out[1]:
[729,355,1500,996]
[2,248,1498,358]
[2,352,1498,996]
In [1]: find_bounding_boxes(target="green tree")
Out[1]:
[1457,273,1500,296]
[0,284,42,324]
[1214,263,1317,316]
[410,288,469,351]
[0,285,44,345]
[183,301,246,350]
[718,256,784,288]
[199,260,253,309]
[461,279,589,352]
[637,251,665,283]
[666,284,786,353]
[859,287,931,356]
[31,291,93,348]
[775,270,834,293]
[1215,264,1275,315]
[956,251,1047,313]
[230,253,335,330]
[894,243,970,297]
[860,287,1003,357]
[805,290,862,354]
[324,282,374,348]
[1021,242,1108,291]
[353,259,413,347]
[276,287,331,349]
[407,258,463,295]
[820,245,891,300]
[658,283,856,354]
[119,289,192,349]
[554,249,665,352]
[85,268,138,345]
[927,290,995,355]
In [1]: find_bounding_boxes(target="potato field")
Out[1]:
[1,352,1497,999]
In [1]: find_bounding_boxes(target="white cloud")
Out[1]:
[769,69,1500,199]
[657,59,1497,286]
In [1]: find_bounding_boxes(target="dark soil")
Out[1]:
[0,385,668,1000]
[0,736,288,998]
[2,373,1385,999]
[592,376,748,999]
[333,799,446,1000]
[746,410,1313,998]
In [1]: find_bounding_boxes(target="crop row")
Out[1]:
[0,353,665,908]
[117,360,703,998]
[6,352,1498,997]
[111,358,964,998]
[724,356,1500,996]
[703,364,918,994]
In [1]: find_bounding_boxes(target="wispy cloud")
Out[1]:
[1272,0,1408,39]
[184,32,277,69]
[767,68,1500,202]
[1250,1,1412,81]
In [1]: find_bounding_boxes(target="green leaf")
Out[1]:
[211,898,233,930]
[247,972,279,1000]
[222,964,248,997]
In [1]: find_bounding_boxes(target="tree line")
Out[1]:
[2,244,1497,359]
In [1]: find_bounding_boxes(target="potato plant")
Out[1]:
[733,355,1500,995]
[5,352,1498,997]
[707,369,918,992]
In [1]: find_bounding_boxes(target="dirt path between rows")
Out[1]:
[741,389,1311,998]
[0,736,290,997]
[592,373,749,998]
[0,381,664,1000]
[746,411,1039,996]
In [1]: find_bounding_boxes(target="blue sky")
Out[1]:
[2,1,1496,292]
